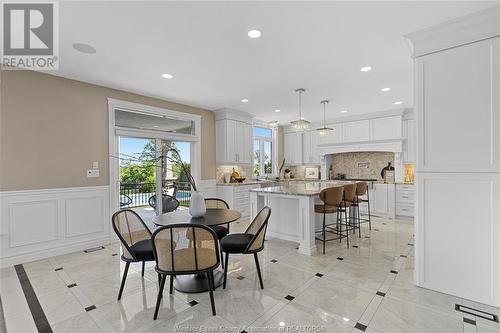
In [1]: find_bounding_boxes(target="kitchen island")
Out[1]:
[249,180,354,256]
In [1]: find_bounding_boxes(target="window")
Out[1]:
[253,126,273,176]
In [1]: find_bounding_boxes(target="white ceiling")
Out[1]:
[54,1,499,124]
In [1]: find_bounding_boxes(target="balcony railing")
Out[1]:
[120,181,191,208]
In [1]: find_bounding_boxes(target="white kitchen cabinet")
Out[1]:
[216,119,252,164]
[369,183,395,218]
[284,132,303,165]
[407,8,500,307]
[371,184,388,215]
[370,116,402,141]
[302,131,320,164]
[342,120,370,142]
[217,184,261,218]
[395,184,414,217]
[317,123,342,145]
[404,119,416,163]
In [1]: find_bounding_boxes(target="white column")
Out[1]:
[297,196,317,256]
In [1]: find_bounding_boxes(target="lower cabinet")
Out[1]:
[216,184,261,218]
[395,184,414,217]
[362,183,395,219]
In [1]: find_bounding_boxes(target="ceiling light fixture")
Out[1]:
[241,99,249,103]
[341,110,348,113]
[394,101,403,105]
[161,73,173,79]
[247,29,262,38]
[72,42,96,54]
[274,109,281,113]
[360,66,372,72]
[381,87,391,92]
[290,88,310,131]
[316,100,333,136]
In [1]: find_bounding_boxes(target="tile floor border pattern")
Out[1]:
[0,296,6,332]
[2,216,500,333]
[13,265,52,333]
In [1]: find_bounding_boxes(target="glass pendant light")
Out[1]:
[316,99,333,135]
[268,120,279,128]
[290,88,310,131]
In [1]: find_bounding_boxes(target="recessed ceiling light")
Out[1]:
[161,73,173,79]
[394,101,403,105]
[360,66,372,72]
[247,29,262,38]
[241,99,249,103]
[381,87,391,92]
[72,42,96,54]
[153,125,159,128]
[274,109,281,113]
[340,110,348,113]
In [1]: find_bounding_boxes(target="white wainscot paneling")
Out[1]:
[1,186,110,268]
[419,38,500,172]
[370,116,402,141]
[10,200,59,247]
[416,173,500,306]
[342,120,369,142]
[66,196,104,237]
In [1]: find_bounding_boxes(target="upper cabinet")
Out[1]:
[416,37,500,172]
[317,123,342,145]
[342,120,370,142]
[284,132,303,165]
[303,131,320,164]
[370,116,402,141]
[215,109,253,164]
[283,113,406,165]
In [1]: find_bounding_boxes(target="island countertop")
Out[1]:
[249,180,356,197]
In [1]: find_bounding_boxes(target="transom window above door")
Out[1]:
[115,109,195,135]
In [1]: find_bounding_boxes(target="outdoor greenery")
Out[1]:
[120,139,191,190]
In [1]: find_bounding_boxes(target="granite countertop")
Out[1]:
[216,180,273,186]
[250,180,356,197]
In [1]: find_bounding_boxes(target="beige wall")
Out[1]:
[0,70,216,191]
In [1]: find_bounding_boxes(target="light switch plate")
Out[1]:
[92,161,99,169]
[87,169,99,178]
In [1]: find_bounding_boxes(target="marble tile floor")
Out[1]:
[1,216,499,333]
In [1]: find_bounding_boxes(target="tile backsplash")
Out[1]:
[286,165,321,179]
[216,165,254,183]
[330,151,394,180]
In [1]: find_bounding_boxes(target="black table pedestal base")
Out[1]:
[173,270,223,293]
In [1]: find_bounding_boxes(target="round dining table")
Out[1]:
[152,208,242,293]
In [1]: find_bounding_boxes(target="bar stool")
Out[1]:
[355,182,372,230]
[341,183,360,238]
[315,186,348,254]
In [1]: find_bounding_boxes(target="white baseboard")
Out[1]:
[0,185,111,268]
[0,236,112,268]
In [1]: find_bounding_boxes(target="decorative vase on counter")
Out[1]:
[189,191,206,218]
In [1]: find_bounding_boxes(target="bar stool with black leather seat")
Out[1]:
[204,198,230,268]
[220,206,271,290]
[151,224,220,319]
[342,183,361,238]
[355,182,371,231]
[111,209,157,300]
[315,186,348,254]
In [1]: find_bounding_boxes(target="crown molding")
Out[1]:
[405,5,500,58]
